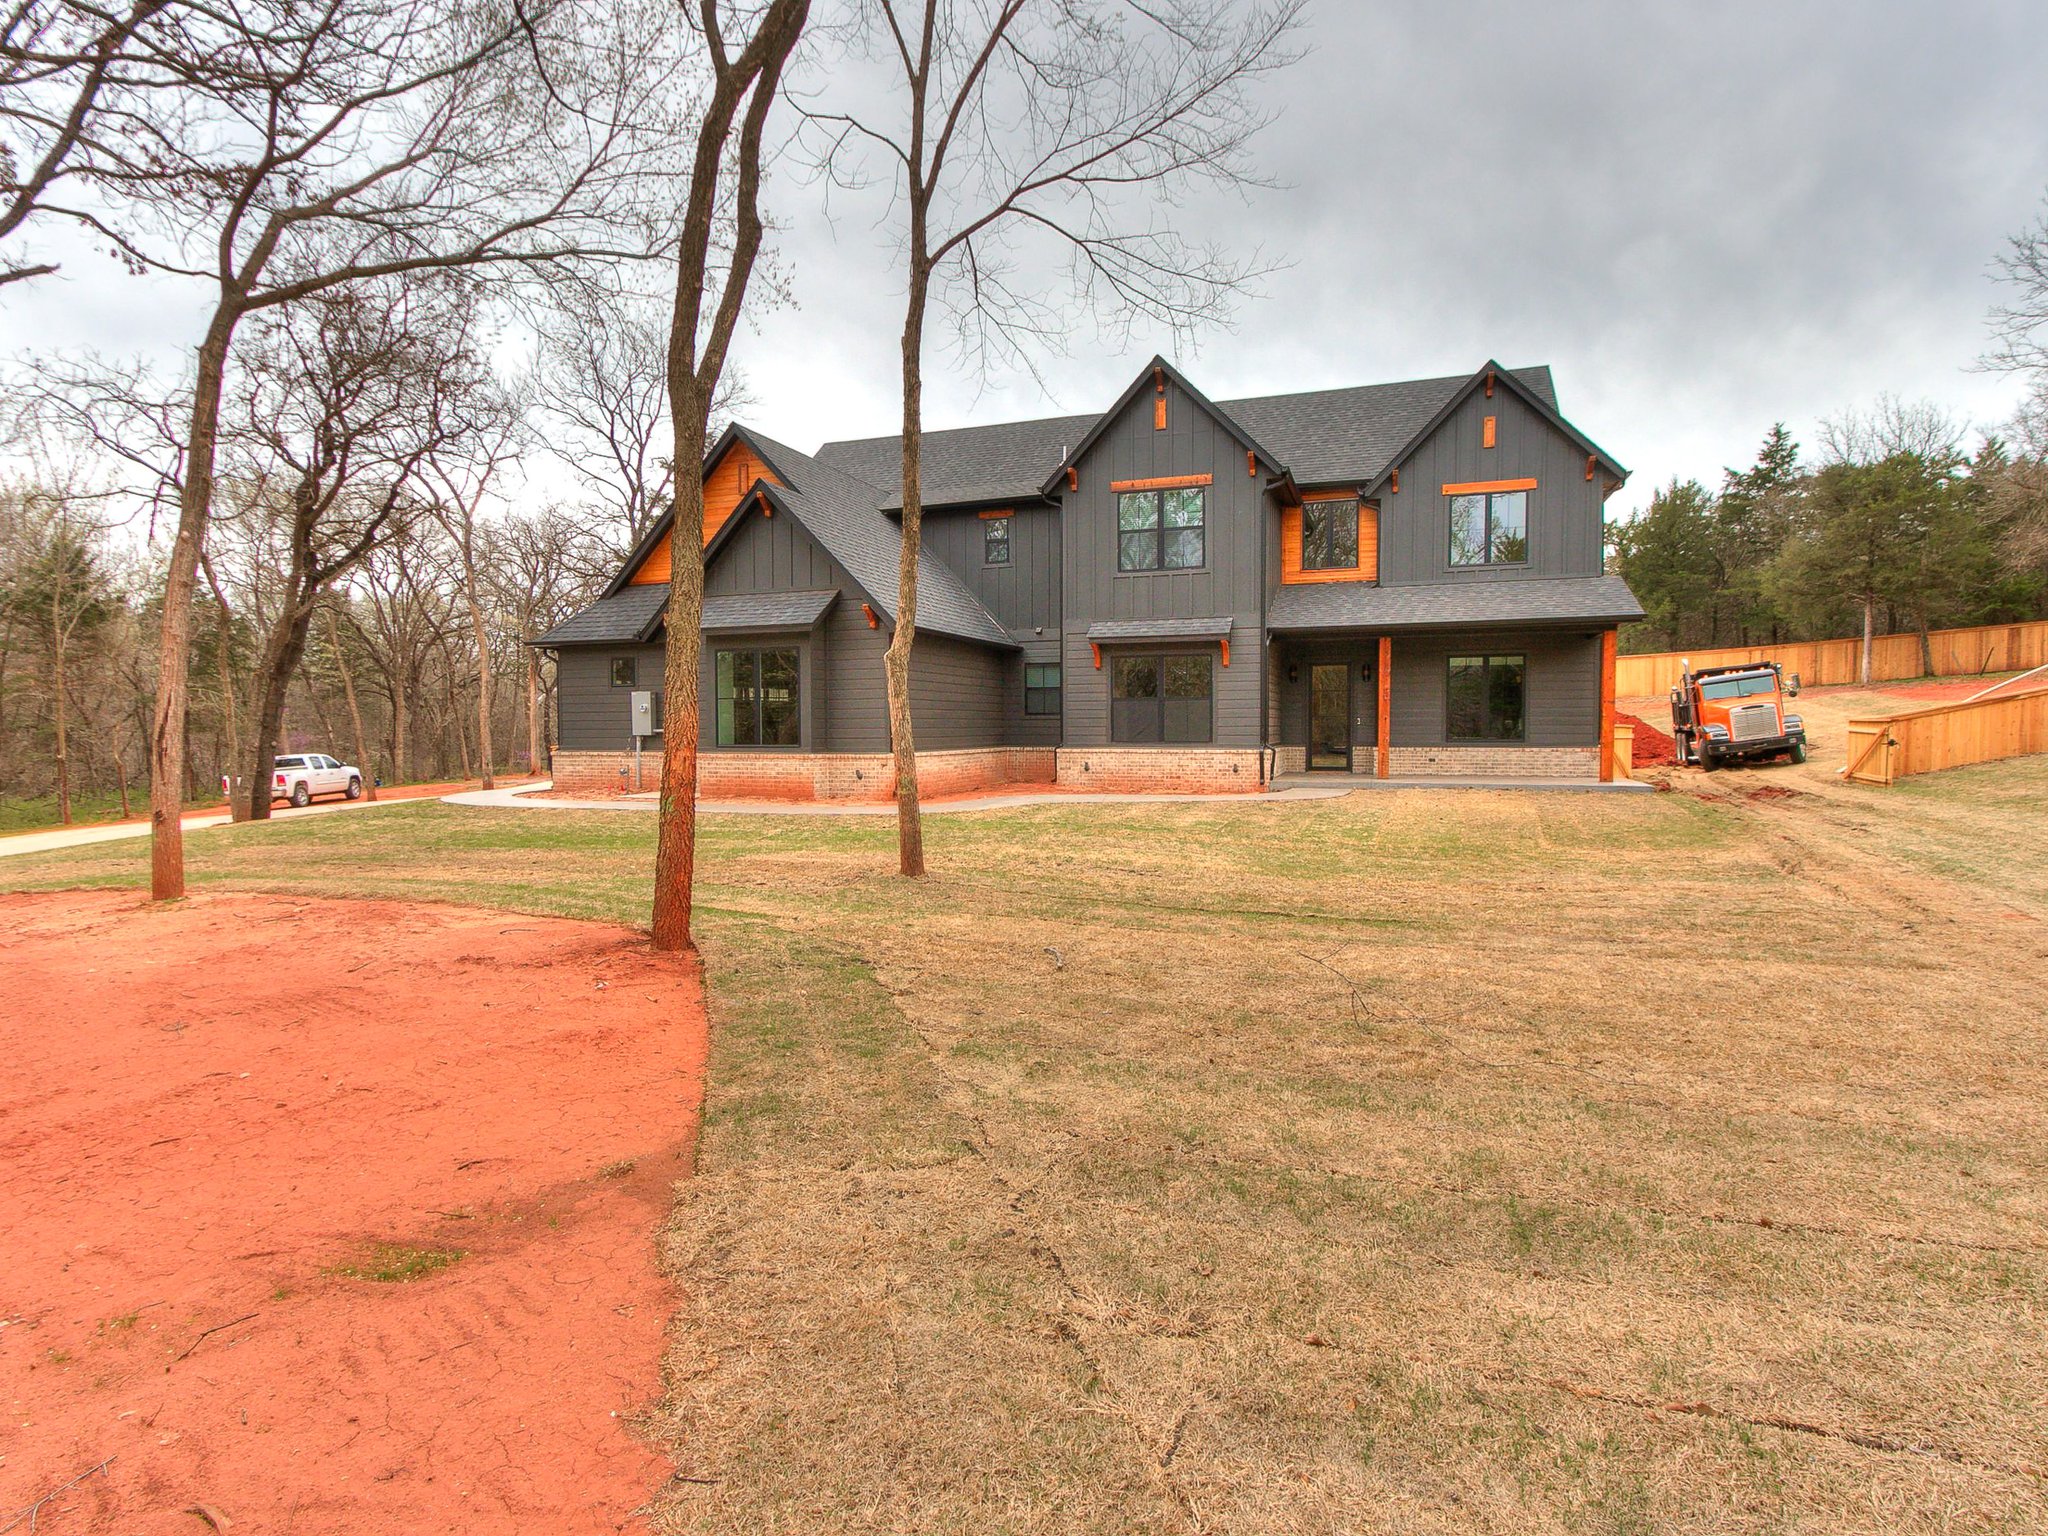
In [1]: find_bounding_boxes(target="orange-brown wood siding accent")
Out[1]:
[625,442,783,586]
[1599,629,1617,783]
[1440,476,1537,497]
[1375,637,1392,779]
[1154,395,1167,430]
[977,507,1013,520]
[1279,498,1378,584]
[1109,472,1214,492]
[1482,415,1497,448]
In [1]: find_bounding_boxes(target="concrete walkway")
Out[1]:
[442,773,1647,816]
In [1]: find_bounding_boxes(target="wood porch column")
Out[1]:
[1598,628,1618,783]
[1376,635,1392,779]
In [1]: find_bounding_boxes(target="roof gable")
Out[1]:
[1359,361,1625,498]
[605,425,798,597]
[1040,356,1283,494]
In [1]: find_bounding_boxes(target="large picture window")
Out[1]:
[715,647,801,747]
[1447,654,1526,741]
[1301,499,1360,570]
[1448,489,1528,566]
[1024,663,1062,716]
[1117,487,1205,571]
[1110,653,1212,742]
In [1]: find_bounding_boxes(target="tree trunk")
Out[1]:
[1919,624,1933,679]
[462,563,494,790]
[244,597,318,821]
[52,596,70,826]
[329,607,377,801]
[1861,598,1875,686]
[652,373,710,953]
[887,259,930,878]
[526,648,540,775]
[391,671,409,786]
[150,309,237,897]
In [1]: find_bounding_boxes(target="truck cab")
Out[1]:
[1670,662,1807,769]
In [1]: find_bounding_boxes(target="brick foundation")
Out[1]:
[1054,747,1268,794]
[1271,745,1307,775]
[1384,745,1600,779]
[549,746,1055,802]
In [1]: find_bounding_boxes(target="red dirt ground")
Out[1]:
[0,890,704,1535]
[1615,711,1677,767]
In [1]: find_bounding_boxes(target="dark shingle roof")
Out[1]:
[1266,575,1645,633]
[531,584,669,646]
[702,590,838,631]
[812,367,1559,505]
[733,431,1015,650]
[1085,617,1236,641]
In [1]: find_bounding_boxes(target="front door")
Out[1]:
[1309,663,1351,771]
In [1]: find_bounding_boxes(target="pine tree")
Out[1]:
[1608,479,1718,650]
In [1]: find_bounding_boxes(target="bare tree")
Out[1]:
[37,0,679,896]
[0,0,171,286]
[493,504,610,772]
[1987,194,2048,384]
[424,374,529,792]
[651,0,812,955]
[808,0,1301,875]
[223,278,489,820]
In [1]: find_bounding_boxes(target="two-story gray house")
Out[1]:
[535,357,1641,798]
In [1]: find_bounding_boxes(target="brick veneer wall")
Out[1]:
[1385,745,1599,779]
[1054,747,1267,794]
[1272,745,1306,775]
[549,747,1055,802]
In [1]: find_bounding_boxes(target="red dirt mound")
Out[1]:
[0,890,704,1535]
[1617,711,1677,767]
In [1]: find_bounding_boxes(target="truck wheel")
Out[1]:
[290,782,311,807]
[346,776,363,799]
[1789,740,1808,764]
[1698,748,1717,773]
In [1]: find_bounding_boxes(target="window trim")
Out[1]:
[1445,653,1528,742]
[1115,486,1207,574]
[713,645,803,750]
[983,513,1012,567]
[1108,650,1214,744]
[609,656,637,688]
[1446,486,1530,568]
[1024,662,1062,717]
[1300,496,1361,572]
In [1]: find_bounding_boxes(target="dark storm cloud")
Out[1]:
[742,0,2048,515]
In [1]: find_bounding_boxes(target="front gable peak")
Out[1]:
[1040,356,1287,496]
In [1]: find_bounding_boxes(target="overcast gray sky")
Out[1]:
[7,0,2045,523]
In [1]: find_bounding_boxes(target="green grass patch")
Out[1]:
[328,1242,466,1283]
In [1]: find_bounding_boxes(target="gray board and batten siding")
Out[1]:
[1059,374,1266,749]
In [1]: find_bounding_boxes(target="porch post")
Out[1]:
[1376,635,1392,779]
[1598,629,1618,783]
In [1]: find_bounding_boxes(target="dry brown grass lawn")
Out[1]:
[4,758,2044,1533]
[654,780,2047,1535]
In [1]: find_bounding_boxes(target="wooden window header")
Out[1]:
[977,507,1012,520]
[1110,472,1213,493]
[1441,477,1536,497]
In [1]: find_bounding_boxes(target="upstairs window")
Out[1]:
[1448,489,1528,566]
[1301,499,1360,570]
[1024,663,1062,716]
[1447,654,1526,741]
[983,513,1011,566]
[1117,487,1205,571]
[1110,654,1212,742]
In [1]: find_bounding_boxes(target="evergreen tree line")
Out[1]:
[1608,398,2048,658]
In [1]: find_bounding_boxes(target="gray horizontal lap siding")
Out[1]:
[1389,628,1603,748]
[556,641,667,751]
[1061,375,1265,748]
[1378,385,1606,586]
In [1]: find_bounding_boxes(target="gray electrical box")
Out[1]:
[629,690,655,736]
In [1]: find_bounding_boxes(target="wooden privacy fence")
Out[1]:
[1842,683,2048,786]
[1616,619,2048,697]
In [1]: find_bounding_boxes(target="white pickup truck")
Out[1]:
[224,753,364,807]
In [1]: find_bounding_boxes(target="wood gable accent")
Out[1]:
[1109,473,1213,493]
[1279,494,1378,584]
[624,440,784,587]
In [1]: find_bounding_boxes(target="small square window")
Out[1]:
[1302,500,1360,570]
[984,514,1012,565]
[610,657,637,688]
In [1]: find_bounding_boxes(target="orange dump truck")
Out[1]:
[1669,660,1808,769]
